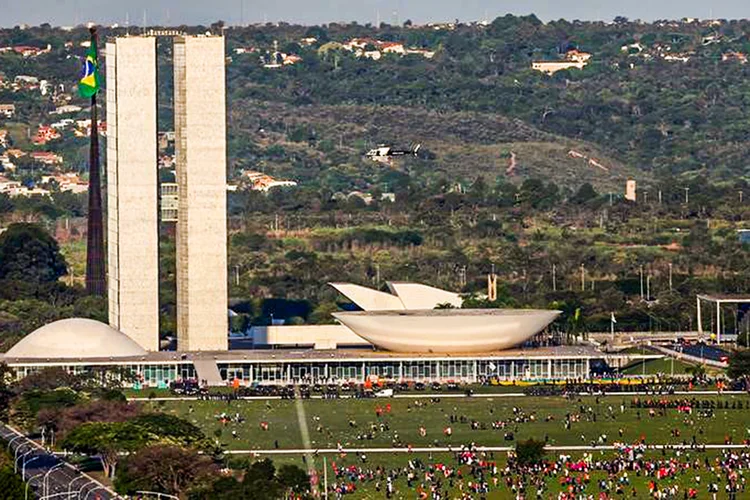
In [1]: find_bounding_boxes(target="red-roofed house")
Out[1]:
[32,125,61,145]
[379,41,405,54]
[30,151,63,165]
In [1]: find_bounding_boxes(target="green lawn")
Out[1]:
[257,449,739,499]
[620,357,695,375]
[148,394,750,452]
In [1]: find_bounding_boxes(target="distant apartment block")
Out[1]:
[160,182,178,222]
[625,179,637,202]
[532,49,592,75]
[0,104,15,118]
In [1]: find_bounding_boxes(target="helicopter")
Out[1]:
[365,143,421,163]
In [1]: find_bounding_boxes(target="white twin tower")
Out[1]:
[106,34,228,352]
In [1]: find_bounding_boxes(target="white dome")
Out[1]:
[6,318,148,359]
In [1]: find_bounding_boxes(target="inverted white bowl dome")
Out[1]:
[333,309,560,353]
[5,318,147,359]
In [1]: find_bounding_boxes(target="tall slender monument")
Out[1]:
[174,35,228,351]
[105,36,160,351]
[82,27,106,296]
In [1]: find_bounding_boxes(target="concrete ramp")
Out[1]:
[193,358,223,386]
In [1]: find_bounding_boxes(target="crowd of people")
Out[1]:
[325,446,750,499]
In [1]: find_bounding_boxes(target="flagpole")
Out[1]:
[610,312,615,342]
[84,26,106,296]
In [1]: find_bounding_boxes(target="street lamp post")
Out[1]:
[67,475,89,500]
[43,462,64,497]
[84,486,107,500]
[7,434,24,453]
[22,454,41,481]
[136,491,180,500]
[13,442,29,472]
[15,448,34,473]
[75,479,97,499]
[26,470,46,500]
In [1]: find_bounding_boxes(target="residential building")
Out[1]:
[241,170,297,191]
[722,51,747,63]
[32,125,61,145]
[14,75,39,86]
[29,151,63,165]
[532,49,592,74]
[160,182,178,222]
[625,179,637,202]
[380,42,405,54]
[0,104,15,118]
[41,172,88,193]
[50,104,83,115]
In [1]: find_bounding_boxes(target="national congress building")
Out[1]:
[0,34,655,388]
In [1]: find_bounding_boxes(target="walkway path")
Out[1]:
[128,390,746,402]
[224,443,750,455]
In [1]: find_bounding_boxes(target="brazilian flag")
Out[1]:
[79,37,100,98]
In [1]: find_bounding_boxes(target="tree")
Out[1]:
[130,413,207,448]
[0,223,67,284]
[61,421,150,478]
[514,438,547,466]
[0,193,13,214]
[241,458,282,499]
[277,464,310,495]
[0,466,25,499]
[38,399,141,435]
[114,445,216,496]
[0,363,13,421]
[571,183,599,205]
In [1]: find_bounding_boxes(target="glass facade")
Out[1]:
[8,357,590,388]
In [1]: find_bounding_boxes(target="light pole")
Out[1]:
[552,263,557,292]
[75,479,97,499]
[43,462,64,498]
[15,447,33,473]
[7,434,24,453]
[135,491,180,500]
[84,486,107,500]
[26,470,46,500]
[639,265,644,300]
[22,454,41,480]
[668,263,673,291]
[67,476,89,499]
[580,264,585,291]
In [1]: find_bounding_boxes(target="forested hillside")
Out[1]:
[0,16,749,346]
[3,15,750,189]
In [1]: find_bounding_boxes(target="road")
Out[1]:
[0,422,120,499]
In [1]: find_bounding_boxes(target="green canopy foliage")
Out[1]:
[0,223,67,284]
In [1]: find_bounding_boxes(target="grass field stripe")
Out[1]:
[293,386,319,495]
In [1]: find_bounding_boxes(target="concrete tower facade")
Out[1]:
[174,35,228,351]
[105,37,160,351]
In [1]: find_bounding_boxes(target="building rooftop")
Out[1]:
[338,308,560,317]
[1,344,628,365]
[5,318,147,359]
